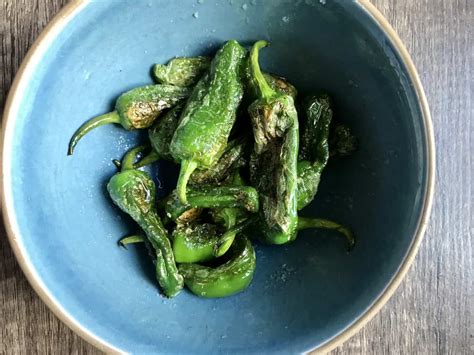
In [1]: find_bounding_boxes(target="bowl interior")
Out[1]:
[5,0,428,352]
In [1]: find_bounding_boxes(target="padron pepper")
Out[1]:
[154,55,296,98]
[245,62,298,101]
[107,146,183,297]
[170,40,247,203]
[172,223,222,263]
[153,56,211,87]
[172,216,254,263]
[164,185,259,223]
[189,137,248,185]
[296,94,332,210]
[133,104,184,168]
[178,235,256,298]
[210,170,248,228]
[68,85,190,155]
[248,40,299,245]
[210,171,251,256]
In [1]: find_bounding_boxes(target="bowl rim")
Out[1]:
[0,0,435,353]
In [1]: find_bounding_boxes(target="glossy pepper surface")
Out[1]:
[296,94,332,210]
[153,56,211,87]
[172,223,221,263]
[178,235,256,298]
[248,40,299,245]
[107,148,183,297]
[68,85,190,154]
[170,40,247,203]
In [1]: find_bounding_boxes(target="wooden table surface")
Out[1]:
[1,0,472,353]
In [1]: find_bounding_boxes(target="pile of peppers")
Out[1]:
[68,40,357,298]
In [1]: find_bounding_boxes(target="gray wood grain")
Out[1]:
[0,0,472,353]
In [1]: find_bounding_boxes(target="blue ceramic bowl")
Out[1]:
[2,0,434,353]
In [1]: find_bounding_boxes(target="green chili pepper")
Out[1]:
[214,217,255,257]
[147,104,183,161]
[172,223,222,263]
[154,55,296,98]
[164,185,259,223]
[153,56,211,87]
[170,40,247,203]
[210,170,248,227]
[68,85,190,155]
[329,124,358,159]
[189,137,248,185]
[298,217,355,251]
[131,104,185,169]
[296,94,332,210]
[264,74,298,99]
[209,170,250,254]
[178,235,256,298]
[245,67,298,101]
[107,147,183,297]
[248,40,299,245]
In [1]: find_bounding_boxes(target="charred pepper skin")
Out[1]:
[164,185,259,223]
[248,40,299,245]
[296,94,332,210]
[189,137,248,185]
[107,148,183,297]
[170,40,247,203]
[148,104,183,162]
[153,56,211,87]
[68,85,190,155]
[178,235,256,298]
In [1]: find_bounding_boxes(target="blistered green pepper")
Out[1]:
[209,171,250,255]
[210,170,248,227]
[153,56,211,87]
[146,104,183,163]
[178,235,256,298]
[154,55,296,98]
[68,85,190,155]
[107,147,183,297]
[248,41,299,245]
[296,94,332,210]
[170,40,247,203]
[189,137,248,185]
[164,185,259,223]
[131,104,185,169]
[172,223,221,263]
[245,64,298,101]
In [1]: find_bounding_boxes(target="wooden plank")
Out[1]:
[0,0,471,353]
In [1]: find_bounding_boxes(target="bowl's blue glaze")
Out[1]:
[4,0,431,353]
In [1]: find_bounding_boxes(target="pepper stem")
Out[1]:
[67,111,121,155]
[214,217,254,257]
[297,217,355,251]
[119,235,146,248]
[250,40,275,100]
[134,150,161,169]
[121,145,148,171]
[176,159,198,203]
